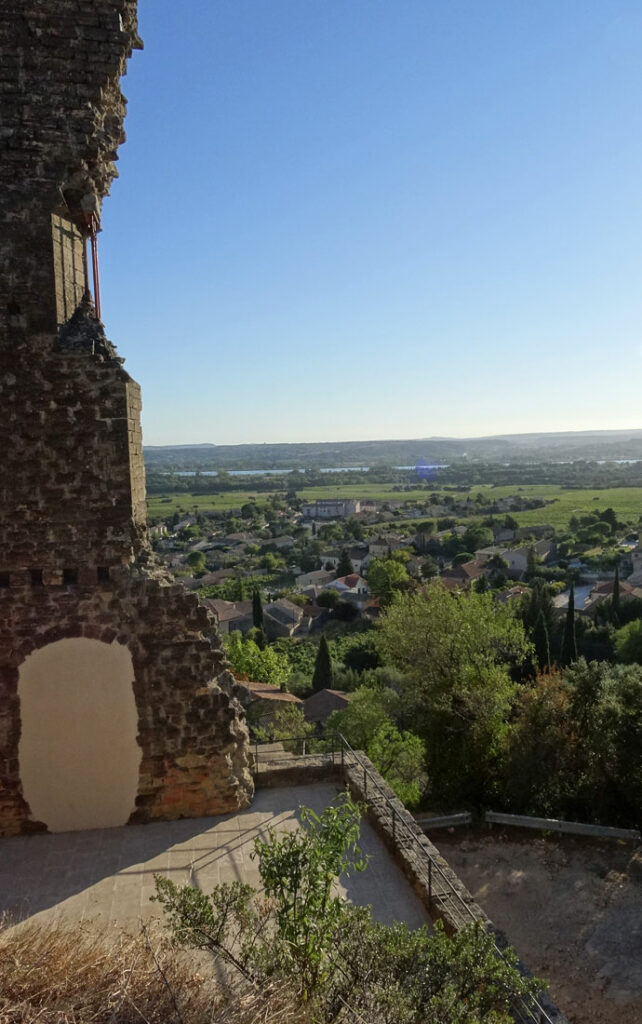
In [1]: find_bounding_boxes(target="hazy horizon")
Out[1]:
[144,425,642,450]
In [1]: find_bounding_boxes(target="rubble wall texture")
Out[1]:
[0,0,253,835]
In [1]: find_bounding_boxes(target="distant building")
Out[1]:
[302,499,361,519]
[629,536,642,584]
[238,681,303,728]
[367,535,405,558]
[325,574,370,604]
[441,560,487,586]
[263,598,305,639]
[203,598,254,635]
[304,689,353,726]
[296,568,336,589]
[320,546,369,574]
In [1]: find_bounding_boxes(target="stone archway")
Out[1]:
[17,638,141,832]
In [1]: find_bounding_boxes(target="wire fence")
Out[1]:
[251,731,560,1024]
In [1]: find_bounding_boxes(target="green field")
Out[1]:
[147,491,273,518]
[146,483,407,519]
[466,485,642,531]
[147,483,642,533]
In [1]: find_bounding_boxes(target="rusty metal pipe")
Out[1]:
[89,217,101,319]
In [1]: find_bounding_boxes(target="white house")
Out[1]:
[325,574,370,605]
[295,568,336,589]
[302,499,361,519]
[320,546,369,574]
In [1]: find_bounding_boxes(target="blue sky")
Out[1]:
[99,1,642,446]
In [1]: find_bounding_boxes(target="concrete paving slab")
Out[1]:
[0,783,429,932]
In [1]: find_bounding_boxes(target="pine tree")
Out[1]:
[312,635,333,692]
[337,548,354,577]
[560,583,577,666]
[252,589,264,630]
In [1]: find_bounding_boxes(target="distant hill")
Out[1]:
[143,430,642,471]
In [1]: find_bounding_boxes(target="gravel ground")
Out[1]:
[435,829,642,1024]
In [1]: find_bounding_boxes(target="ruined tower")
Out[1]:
[0,1,253,835]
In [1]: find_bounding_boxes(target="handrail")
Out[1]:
[251,731,559,1023]
[336,734,558,1024]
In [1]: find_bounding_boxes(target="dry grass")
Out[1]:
[0,920,305,1024]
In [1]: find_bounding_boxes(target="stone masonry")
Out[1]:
[0,1,253,835]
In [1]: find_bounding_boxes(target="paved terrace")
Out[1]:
[0,783,429,931]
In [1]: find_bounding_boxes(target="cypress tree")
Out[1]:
[312,635,333,692]
[337,548,354,577]
[252,589,264,629]
[533,610,551,673]
[560,583,577,666]
[612,562,620,624]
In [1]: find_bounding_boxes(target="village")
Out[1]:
[149,488,642,730]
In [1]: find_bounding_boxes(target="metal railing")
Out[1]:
[251,729,559,1024]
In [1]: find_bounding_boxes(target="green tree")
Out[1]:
[186,550,206,572]
[521,581,555,671]
[312,634,333,692]
[325,686,398,750]
[462,524,493,553]
[378,585,531,804]
[560,583,577,666]
[614,619,642,664]
[612,562,620,624]
[532,611,551,673]
[367,722,427,807]
[420,554,438,578]
[252,588,264,629]
[253,704,314,753]
[367,556,410,605]
[225,632,290,687]
[337,548,354,576]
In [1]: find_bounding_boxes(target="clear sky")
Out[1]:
[99,1,642,446]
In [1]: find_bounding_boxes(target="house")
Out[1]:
[497,585,530,604]
[295,568,336,589]
[173,516,196,533]
[301,601,329,630]
[301,499,361,519]
[491,526,515,544]
[321,546,369,574]
[182,568,235,591]
[628,537,642,584]
[441,560,486,586]
[203,598,254,635]
[367,534,405,558]
[475,540,554,579]
[238,681,303,728]
[303,689,353,726]
[475,546,505,565]
[269,535,295,550]
[325,574,370,604]
[263,598,305,639]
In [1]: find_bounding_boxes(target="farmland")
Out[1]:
[147,482,642,532]
[466,484,642,531]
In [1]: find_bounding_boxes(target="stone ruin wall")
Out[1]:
[0,0,253,835]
